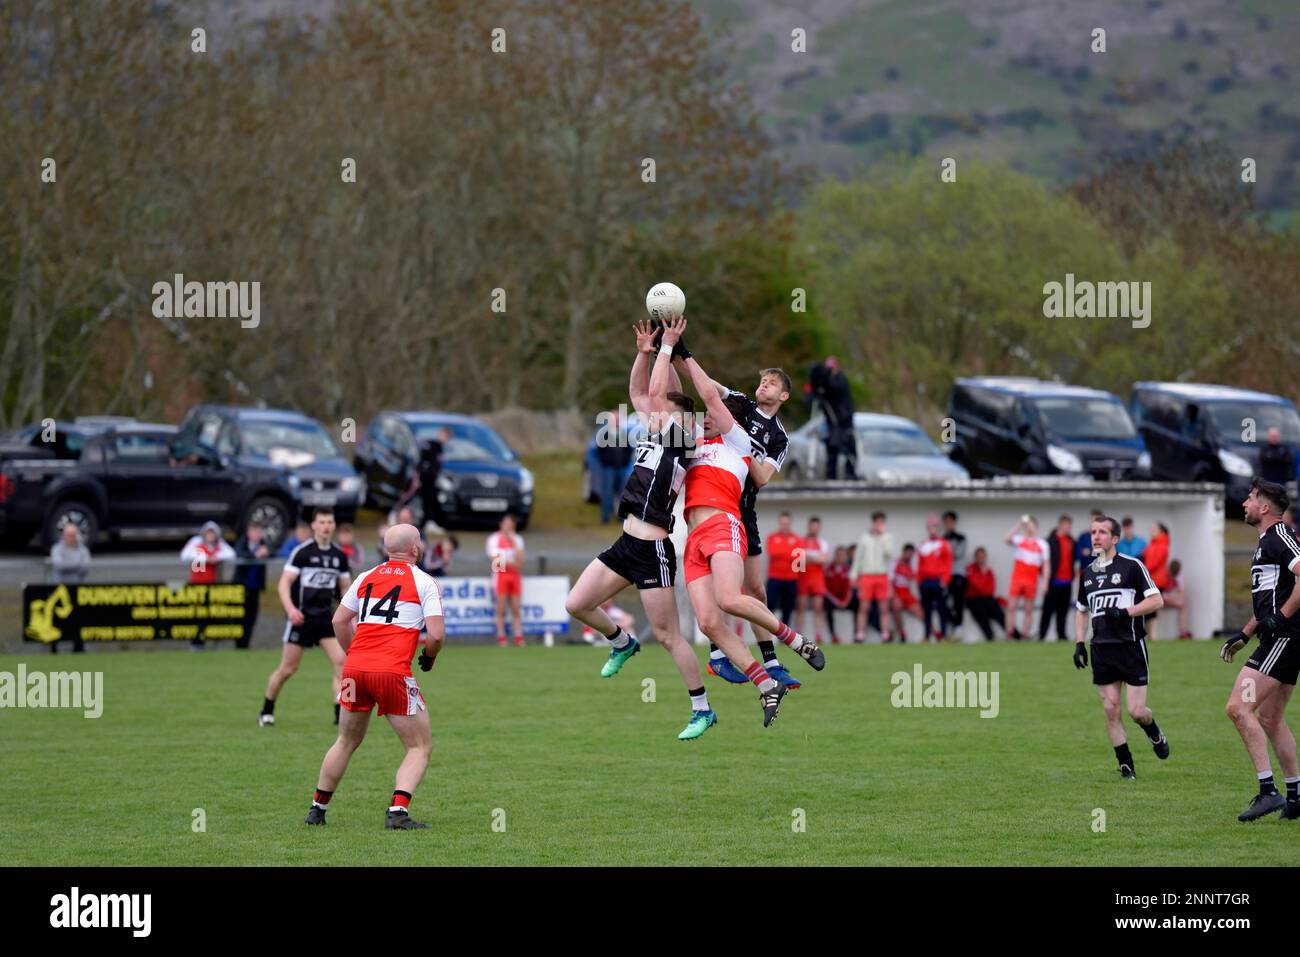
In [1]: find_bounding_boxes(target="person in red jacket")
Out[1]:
[822,545,854,644]
[1142,521,1171,640]
[916,516,954,641]
[964,547,1007,641]
[765,512,803,627]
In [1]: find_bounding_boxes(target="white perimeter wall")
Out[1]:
[670,482,1224,644]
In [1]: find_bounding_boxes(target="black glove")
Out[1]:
[650,322,664,351]
[1256,615,1283,641]
[671,335,692,361]
[1073,642,1088,669]
[1104,607,1130,622]
[417,651,434,672]
[1221,631,1249,662]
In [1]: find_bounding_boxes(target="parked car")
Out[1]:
[355,412,533,529]
[1131,382,1300,508]
[785,411,970,483]
[176,405,364,523]
[0,422,299,548]
[946,377,1151,480]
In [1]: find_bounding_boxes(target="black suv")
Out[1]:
[946,377,1151,480]
[0,422,299,548]
[1132,382,1300,509]
[355,412,533,529]
[176,405,365,523]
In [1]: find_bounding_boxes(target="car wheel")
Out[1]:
[45,501,99,550]
[516,514,530,532]
[786,461,802,482]
[243,496,292,550]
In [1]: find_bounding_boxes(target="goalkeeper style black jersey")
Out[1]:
[617,418,694,533]
[1075,552,1160,644]
[1251,521,1300,635]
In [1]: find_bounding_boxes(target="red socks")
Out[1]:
[744,661,773,688]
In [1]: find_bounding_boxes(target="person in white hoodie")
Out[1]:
[850,511,894,643]
[180,521,236,648]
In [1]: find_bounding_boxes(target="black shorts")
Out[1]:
[597,533,676,590]
[1246,632,1300,686]
[1091,640,1149,686]
[284,616,334,647]
[742,511,762,557]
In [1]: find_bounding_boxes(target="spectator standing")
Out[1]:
[1259,427,1297,486]
[1160,558,1192,639]
[1142,521,1171,640]
[398,428,452,526]
[486,513,526,646]
[796,516,830,644]
[1004,516,1048,641]
[850,511,893,643]
[180,521,236,649]
[278,521,310,558]
[764,512,803,629]
[823,546,854,644]
[888,543,924,642]
[917,516,954,641]
[807,356,857,479]
[594,410,634,524]
[420,522,457,577]
[1039,514,1076,642]
[1076,508,1104,570]
[336,523,365,570]
[965,547,1007,641]
[1116,517,1146,559]
[233,521,271,649]
[942,510,968,628]
[48,523,91,653]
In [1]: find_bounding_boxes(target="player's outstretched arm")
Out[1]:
[649,316,684,411]
[681,354,735,433]
[628,320,657,416]
[747,457,777,488]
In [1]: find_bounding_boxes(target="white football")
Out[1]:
[645,282,686,321]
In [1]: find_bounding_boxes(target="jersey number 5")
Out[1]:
[359,584,401,623]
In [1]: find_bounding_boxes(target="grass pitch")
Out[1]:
[1,640,1294,866]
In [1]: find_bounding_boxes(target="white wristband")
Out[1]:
[658,343,673,356]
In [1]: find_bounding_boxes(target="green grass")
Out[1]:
[2,640,1296,865]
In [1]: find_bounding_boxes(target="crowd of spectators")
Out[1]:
[757,508,1196,644]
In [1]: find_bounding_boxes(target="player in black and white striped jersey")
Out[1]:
[1073,514,1169,780]
[564,319,717,740]
[1222,478,1300,821]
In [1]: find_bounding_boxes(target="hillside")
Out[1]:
[694,0,1300,220]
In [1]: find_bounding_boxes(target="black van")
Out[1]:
[946,377,1151,480]
[1131,382,1300,508]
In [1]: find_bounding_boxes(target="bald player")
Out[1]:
[305,524,444,830]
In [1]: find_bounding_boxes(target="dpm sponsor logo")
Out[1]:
[50,887,151,937]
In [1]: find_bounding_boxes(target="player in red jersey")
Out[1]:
[669,318,825,726]
[796,516,830,644]
[1005,516,1049,641]
[304,524,444,830]
[486,514,525,646]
